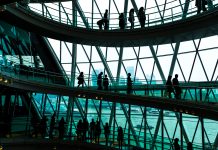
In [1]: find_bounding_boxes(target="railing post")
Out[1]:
[200,88,202,102]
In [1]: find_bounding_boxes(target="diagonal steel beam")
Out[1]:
[149,45,166,81]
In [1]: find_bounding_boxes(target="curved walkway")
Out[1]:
[1,4,218,46]
[1,72,218,121]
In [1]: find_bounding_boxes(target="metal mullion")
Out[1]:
[169,42,180,76]
[120,103,140,146]
[150,45,159,85]
[182,0,190,19]
[163,122,173,148]
[191,119,200,143]
[88,46,92,86]
[74,98,85,119]
[178,0,184,13]
[46,95,56,113]
[200,117,205,150]
[188,39,201,81]
[124,0,128,25]
[175,112,189,144]
[93,0,103,17]
[133,47,149,84]
[133,48,139,82]
[104,47,108,75]
[116,47,123,84]
[91,99,104,126]
[162,0,167,18]
[112,0,120,14]
[60,3,72,25]
[204,125,212,149]
[151,113,162,150]
[154,0,164,24]
[211,59,218,81]
[81,45,99,78]
[197,52,209,81]
[149,45,166,82]
[63,41,73,56]
[115,47,128,75]
[44,5,53,19]
[171,43,187,82]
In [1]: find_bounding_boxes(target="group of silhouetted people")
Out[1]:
[97,7,146,30]
[76,119,105,144]
[31,112,66,139]
[165,74,182,99]
[76,118,124,149]
[96,0,208,30]
[78,71,133,94]
[173,138,193,150]
[97,72,109,90]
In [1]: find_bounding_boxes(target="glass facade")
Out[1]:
[0,0,218,149]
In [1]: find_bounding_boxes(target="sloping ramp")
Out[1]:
[1,4,218,47]
[1,72,218,121]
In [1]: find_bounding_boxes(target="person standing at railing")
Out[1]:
[196,0,207,14]
[104,9,109,30]
[103,75,109,91]
[173,138,181,150]
[104,122,110,146]
[187,142,193,150]
[138,7,146,28]
[172,74,181,99]
[128,8,135,29]
[127,73,133,94]
[77,72,85,88]
[95,120,101,144]
[76,119,83,141]
[82,119,89,142]
[117,126,123,150]
[89,118,95,142]
[40,115,48,138]
[166,75,174,98]
[49,112,56,139]
[58,117,66,140]
[97,72,103,90]
[119,13,126,29]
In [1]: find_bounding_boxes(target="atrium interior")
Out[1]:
[0,0,217,149]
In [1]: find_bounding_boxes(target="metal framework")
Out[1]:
[0,0,218,149]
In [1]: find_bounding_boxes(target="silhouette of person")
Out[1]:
[187,142,193,150]
[103,75,109,91]
[138,7,146,28]
[77,72,85,87]
[174,138,180,150]
[95,120,101,144]
[196,0,207,14]
[104,122,110,146]
[82,119,89,141]
[166,75,173,98]
[97,72,103,90]
[104,9,109,30]
[49,112,56,139]
[117,126,123,150]
[58,117,66,140]
[119,13,125,29]
[97,19,104,30]
[172,74,181,99]
[31,115,39,137]
[128,8,135,29]
[76,119,83,141]
[90,119,95,142]
[40,115,48,138]
[127,73,133,94]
